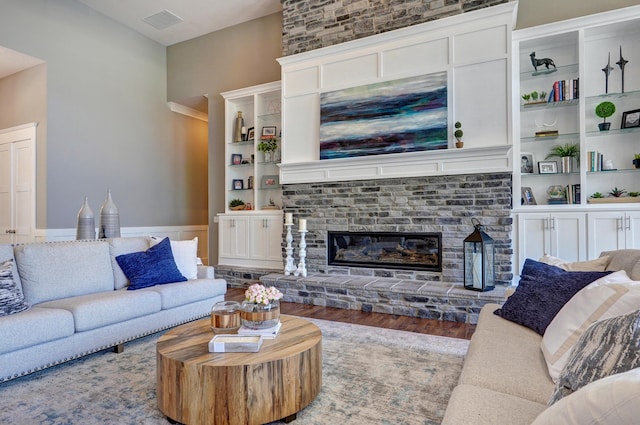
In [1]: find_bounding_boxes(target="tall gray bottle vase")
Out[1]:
[99,189,120,238]
[76,196,95,240]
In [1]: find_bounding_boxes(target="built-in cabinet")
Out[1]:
[513,6,640,275]
[218,82,283,269]
[0,124,36,245]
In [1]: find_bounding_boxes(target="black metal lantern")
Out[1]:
[463,218,495,292]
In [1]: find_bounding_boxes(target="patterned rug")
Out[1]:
[0,318,469,425]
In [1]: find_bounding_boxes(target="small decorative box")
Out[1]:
[208,335,263,353]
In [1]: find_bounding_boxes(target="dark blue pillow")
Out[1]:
[493,259,612,335]
[116,237,187,290]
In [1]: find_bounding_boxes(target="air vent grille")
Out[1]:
[142,9,184,30]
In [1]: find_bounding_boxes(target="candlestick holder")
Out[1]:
[284,223,296,275]
[294,230,308,277]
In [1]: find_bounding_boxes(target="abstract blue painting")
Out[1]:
[320,72,448,160]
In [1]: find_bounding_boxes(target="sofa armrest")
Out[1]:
[197,265,215,279]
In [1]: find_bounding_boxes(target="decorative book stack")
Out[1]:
[237,321,282,339]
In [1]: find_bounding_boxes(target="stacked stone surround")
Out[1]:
[281,0,510,56]
[281,173,513,285]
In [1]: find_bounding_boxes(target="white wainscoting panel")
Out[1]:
[382,38,449,78]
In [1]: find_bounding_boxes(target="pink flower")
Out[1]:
[244,284,283,305]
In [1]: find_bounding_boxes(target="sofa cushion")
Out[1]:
[549,310,640,405]
[0,307,75,354]
[539,254,611,271]
[150,236,198,280]
[442,384,546,425]
[38,290,162,332]
[0,260,30,316]
[458,329,554,404]
[108,236,150,290]
[145,278,227,310]
[542,270,640,382]
[601,249,640,280]
[0,245,21,291]
[15,241,114,305]
[116,237,187,290]
[533,369,640,425]
[494,259,611,335]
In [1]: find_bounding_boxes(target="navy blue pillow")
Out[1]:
[116,237,187,290]
[493,259,612,335]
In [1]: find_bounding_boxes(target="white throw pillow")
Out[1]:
[531,368,640,425]
[150,236,198,280]
[539,254,611,271]
[541,270,640,382]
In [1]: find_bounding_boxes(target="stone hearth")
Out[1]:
[260,273,506,324]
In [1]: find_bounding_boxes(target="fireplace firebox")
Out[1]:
[327,231,442,272]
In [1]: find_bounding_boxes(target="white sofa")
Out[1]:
[0,237,227,382]
[442,249,640,424]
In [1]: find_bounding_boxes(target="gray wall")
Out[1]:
[0,0,208,229]
[167,12,283,263]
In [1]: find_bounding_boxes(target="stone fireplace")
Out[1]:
[328,231,442,272]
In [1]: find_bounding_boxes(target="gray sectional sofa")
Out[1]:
[0,237,227,382]
[442,249,640,424]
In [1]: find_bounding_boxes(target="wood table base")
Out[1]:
[157,315,322,425]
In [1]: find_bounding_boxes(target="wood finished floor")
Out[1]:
[225,287,476,340]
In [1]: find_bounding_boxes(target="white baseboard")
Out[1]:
[34,225,209,265]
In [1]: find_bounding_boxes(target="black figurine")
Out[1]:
[602,52,614,94]
[530,52,556,71]
[616,45,628,93]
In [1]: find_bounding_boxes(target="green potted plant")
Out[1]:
[257,137,278,162]
[546,143,579,173]
[229,198,246,211]
[454,121,463,148]
[595,101,616,131]
[609,187,627,198]
[633,153,640,169]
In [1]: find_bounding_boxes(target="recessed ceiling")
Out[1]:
[76,0,283,46]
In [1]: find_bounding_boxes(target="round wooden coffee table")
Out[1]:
[157,315,322,425]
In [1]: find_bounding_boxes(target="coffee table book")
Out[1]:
[237,321,282,339]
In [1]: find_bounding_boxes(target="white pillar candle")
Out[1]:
[299,218,307,231]
[285,213,293,225]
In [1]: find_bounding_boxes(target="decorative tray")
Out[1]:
[208,335,263,352]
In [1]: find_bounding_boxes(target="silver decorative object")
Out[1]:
[76,196,95,240]
[99,189,120,238]
[602,52,614,94]
[233,111,244,143]
[616,45,628,93]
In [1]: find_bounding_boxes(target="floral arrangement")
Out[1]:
[244,283,283,305]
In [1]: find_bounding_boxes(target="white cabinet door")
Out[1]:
[627,212,640,249]
[517,212,586,273]
[249,215,283,264]
[587,212,626,258]
[218,216,249,260]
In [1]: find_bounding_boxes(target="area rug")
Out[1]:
[0,318,469,425]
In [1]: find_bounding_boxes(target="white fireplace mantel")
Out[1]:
[279,145,512,184]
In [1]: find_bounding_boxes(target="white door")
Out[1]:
[550,212,586,262]
[0,124,36,245]
[218,215,249,262]
[517,213,551,271]
[625,212,640,249]
[587,212,625,258]
[249,215,283,264]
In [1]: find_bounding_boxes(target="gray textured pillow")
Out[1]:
[0,259,30,316]
[549,310,640,405]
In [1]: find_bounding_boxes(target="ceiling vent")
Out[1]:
[142,9,184,30]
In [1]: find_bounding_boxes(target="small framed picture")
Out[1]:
[538,161,558,174]
[261,174,279,188]
[521,187,537,205]
[231,154,242,165]
[232,179,244,190]
[520,153,534,174]
[261,126,277,139]
[247,127,255,141]
[621,109,640,129]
